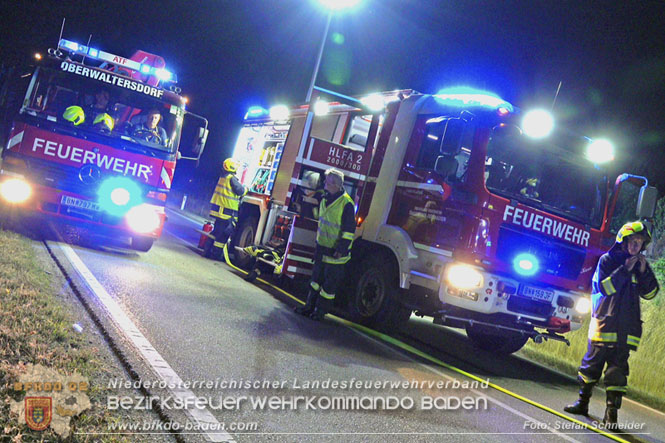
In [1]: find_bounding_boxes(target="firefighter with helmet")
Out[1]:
[204,159,247,259]
[294,168,356,321]
[564,221,658,428]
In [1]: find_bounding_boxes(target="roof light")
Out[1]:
[522,109,554,139]
[586,139,615,164]
[245,106,268,119]
[314,100,329,116]
[155,68,172,81]
[434,87,513,111]
[140,64,151,74]
[361,93,385,112]
[60,39,79,52]
[269,104,290,121]
[87,48,99,57]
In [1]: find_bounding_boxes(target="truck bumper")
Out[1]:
[438,263,588,332]
[0,175,165,239]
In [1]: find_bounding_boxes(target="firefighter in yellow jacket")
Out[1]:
[295,168,355,321]
[564,221,658,428]
[204,159,247,259]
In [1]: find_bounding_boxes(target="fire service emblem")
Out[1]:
[25,397,52,431]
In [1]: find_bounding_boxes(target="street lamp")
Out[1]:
[305,0,362,103]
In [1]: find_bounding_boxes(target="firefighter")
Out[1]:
[132,108,168,146]
[204,159,247,259]
[63,88,115,132]
[295,168,356,321]
[564,221,658,428]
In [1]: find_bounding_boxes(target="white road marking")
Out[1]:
[348,328,582,443]
[55,242,234,442]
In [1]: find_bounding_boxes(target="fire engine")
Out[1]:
[0,38,208,251]
[228,86,656,353]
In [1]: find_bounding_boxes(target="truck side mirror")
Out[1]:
[192,127,209,157]
[440,118,465,155]
[637,185,657,219]
[179,111,208,161]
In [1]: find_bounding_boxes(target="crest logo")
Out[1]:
[25,397,52,431]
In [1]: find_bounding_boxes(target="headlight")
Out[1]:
[0,178,32,203]
[126,204,162,234]
[445,264,483,289]
[575,297,592,314]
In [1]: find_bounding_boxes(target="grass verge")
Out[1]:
[0,229,130,442]
[520,258,665,412]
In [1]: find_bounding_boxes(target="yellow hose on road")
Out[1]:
[222,243,629,442]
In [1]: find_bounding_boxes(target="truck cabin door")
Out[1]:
[387,115,476,250]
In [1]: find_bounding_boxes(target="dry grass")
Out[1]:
[0,229,130,442]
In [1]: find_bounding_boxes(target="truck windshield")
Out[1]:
[485,127,607,228]
[22,66,182,154]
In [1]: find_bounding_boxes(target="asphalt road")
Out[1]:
[40,208,665,443]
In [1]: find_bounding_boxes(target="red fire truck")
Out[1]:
[229,86,656,353]
[0,38,208,251]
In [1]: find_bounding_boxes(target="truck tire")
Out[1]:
[348,255,411,330]
[131,236,154,252]
[232,216,258,268]
[465,324,529,355]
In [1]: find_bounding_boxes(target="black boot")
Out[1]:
[564,378,594,415]
[309,297,332,321]
[244,269,260,282]
[295,290,318,316]
[603,391,622,429]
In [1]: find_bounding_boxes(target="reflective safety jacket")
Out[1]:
[316,191,355,265]
[210,173,246,220]
[589,245,659,350]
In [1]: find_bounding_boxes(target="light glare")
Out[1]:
[317,0,362,11]
[522,109,554,138]
[586,139,615,163]
[269,105,290,121]
[0,179,31,203]
[126,204,161,234]
[446,264,483,289]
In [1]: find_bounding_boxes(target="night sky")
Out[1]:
[1,0,664,196]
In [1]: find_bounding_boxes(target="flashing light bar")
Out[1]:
[245,106,269,120]
[57,39,176,83]
[434,87,514,112]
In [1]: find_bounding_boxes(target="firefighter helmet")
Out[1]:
[93,112,115,132]
[63,106,85,125]
[223,158,238,173]
[616,221,652,247]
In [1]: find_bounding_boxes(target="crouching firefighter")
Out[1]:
[204,158,247,259]
[564,221,658,428]
[295,168,355,321]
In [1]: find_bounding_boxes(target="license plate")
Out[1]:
[61,195,101,212]
[519,284,554,302]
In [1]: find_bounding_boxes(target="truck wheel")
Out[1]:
[131,236,154,252]
[232,216,258,268]
[465,324,529,354]
[349,255,411,329]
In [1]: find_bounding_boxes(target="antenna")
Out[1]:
[58,18,65,46]
[551,80,562,110]
[82,34,92,63]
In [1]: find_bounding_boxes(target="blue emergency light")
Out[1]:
[245,106,268,119]
[98,177,142,216]
[513,253,539,277]
[434,86,514,112]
